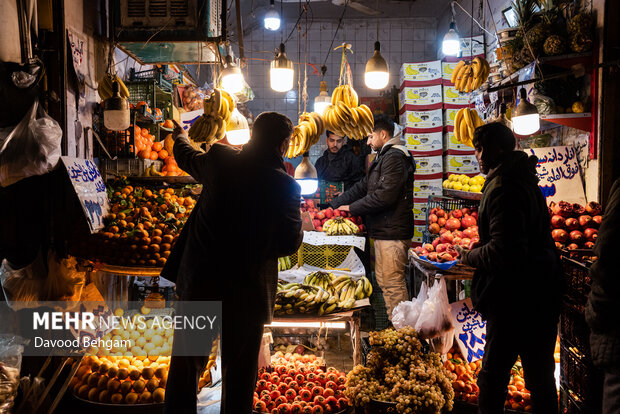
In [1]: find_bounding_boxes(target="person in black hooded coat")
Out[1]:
[458,123,562,414]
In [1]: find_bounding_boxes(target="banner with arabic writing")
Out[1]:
[526,146,586,205]
[450,298,486,363]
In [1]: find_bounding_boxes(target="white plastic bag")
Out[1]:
[0,335,28,414]
[392,282,428,329]
[0,99,62,187]
[415,278,454,340]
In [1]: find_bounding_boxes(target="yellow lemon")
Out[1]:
[443,179,450,188]
[449,174,458,181]
[462,184,471,192]
[452,182,463,191]
[460,175,469,184]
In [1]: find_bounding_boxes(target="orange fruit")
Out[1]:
[158,149,169,159]
[155,108,162,117]
[137,101,147,108]
[164,156,175,165]
[141,128,150,137]
[148,134,155,142]
[152,142,163,152]
[163,119,174,129]
[514,380,526,391]
[149,151,159,160]
[138,150,151,159]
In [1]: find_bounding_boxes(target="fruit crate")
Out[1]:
[561,256,592,306]
[126,80,173,119]
[129,66,182,93]
[560,300,591,359]
[100,158,162,180]
[560,343,603,412]
[296,243,355,269]
[423,195,480,243]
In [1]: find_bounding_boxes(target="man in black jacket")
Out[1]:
[331,115,415,321]
[162,114,303,414]
[314,130,365,190]
[586,178,620,413]
[458,123,562,414]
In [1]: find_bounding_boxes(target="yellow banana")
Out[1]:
[472,57,482,79]
[451,61,466,84]
[463,109,475,138]
[454,108,465,142]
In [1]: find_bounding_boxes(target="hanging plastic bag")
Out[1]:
[0,335,28,414]
[392,282,428,329]
[0,99,62,188]
[415,278,454,340]
[0,251,85,311]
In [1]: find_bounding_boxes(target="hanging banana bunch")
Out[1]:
[322,85,374,140]
[451,57,491,93]
[285,112,326,159]
[453,107,485,148]
[97,74,130,100]
[188,88,235,145]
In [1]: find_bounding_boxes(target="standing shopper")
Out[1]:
[458,123,562,414]
[330,115,415,320]
[314,130,366,190]
[162,114,303,414]
[586,178,620,413]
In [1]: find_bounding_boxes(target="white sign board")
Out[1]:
[61,157,109,233]
[526,146,586,205]
[180,109,204,132]
[450,298,486,362]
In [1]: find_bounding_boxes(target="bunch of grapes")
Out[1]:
[346,327,454,413]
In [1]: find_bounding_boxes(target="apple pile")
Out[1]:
[549,201,603,250]
[253,352,349,413]
[413,207,480,263]
[301,199,364,233]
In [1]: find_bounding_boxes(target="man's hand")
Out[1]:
[338,205,350,212]
[172,120,185,139]
[454,245,466,263]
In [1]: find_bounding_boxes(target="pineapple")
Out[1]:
[544,35,567,55]
[511,0,537,34]
[570,32,593,53]
[525,23,549,49]
[567,4,593,53]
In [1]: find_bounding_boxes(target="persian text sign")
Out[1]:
[61,157,109,233]
[527,146,586,205]
[450,298,486,363]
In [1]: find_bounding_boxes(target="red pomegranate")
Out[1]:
[584,228,598,242]
[592,216,603,227]
[461,216,477,229]
[436,243,448,253]
[432,238,440,249]
[572,203,586,216]
[451,209,463,219]
[585,201,602,216]
[550,215,565,229]
[584,241,595,249]
[565,218,580,231]
[567,243,579,250]
[578,215,594,229]
[423,243,434,252]
[429,214,438,223]
[436,209,446,218]
[569,230,585,244]
[428,252,438,261]
[551,229,569,243]
[428,223,440,234]
[438,217,447,227]
[461,207,472,216]
[551,201,573,218]
[445,218,461,231]
[440,231,454,244]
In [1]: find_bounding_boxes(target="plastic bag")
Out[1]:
[392,282,428,329]
[0,99,62,187]
[0,251,85,311]
[0,335,28,413]
[180,85,207,111]
[415,278,454,340]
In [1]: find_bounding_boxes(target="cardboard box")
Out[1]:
[414,178,444,198]
[412,202,428,222]
[399,85,443,110]
[460,36,485,57]
[444,154,480,174]
[400,109,443,129]
[443,108,459,126]
[414,154,443,176]
[444,129,476,153]
[400,60,443,85]
[443,85,470,107]
[441,61,458,85]
[405,130,443,153]
[413,225,426,244]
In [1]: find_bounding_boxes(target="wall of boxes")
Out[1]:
[400,36,484,246]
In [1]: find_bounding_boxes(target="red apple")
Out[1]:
[565,218,579,231]
[550,215,565,229]
[429,214,438,223]
[578,215,594,229]
[569,230,585,244]
[551,229,569,243]
[428,223,440,234]
[316,226,323,232]
[440,231,454,244]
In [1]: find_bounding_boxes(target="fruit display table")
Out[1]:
[269,307,366,366]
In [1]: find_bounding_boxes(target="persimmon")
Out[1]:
[152,142,163,152]
[149,151,159,160]
[163,119,174,129]
[141,128,150,137]
[158,149,169,159]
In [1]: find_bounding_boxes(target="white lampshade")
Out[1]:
[295,154,318,196]
[297,179,319,195]
[512,88,540,135]
[442,22,461,56]
[226,108,251,145]
[364,41,389,90]
[221,56,244,94]
[270,43,294,92]
[103,81,130,130]
[264,1,280,31]
[314,81,331,114]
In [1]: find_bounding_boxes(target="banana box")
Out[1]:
[441,61,458,85]
[460,36,485,57]
[413,154,443,177]
[412,225,426,244]
[414,178,443,198]
[443,85,470,107]
[405,130,443,154]
[399,85,443,110]
[400,109,443,129]
[444,154,480,174]
[399,60,442,86]
[444,129,476,153]
[413,202,429,222]
[443,108,460,126]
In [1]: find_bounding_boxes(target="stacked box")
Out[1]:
[399,85,444,111]
[399,60,443,87]
[400,109,443,129]
[444,153,480,175]
[404,128,443,155]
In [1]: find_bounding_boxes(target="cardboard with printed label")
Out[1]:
[413,225,426,244]
[400,109,443,129]
[441,61,458,85]
[400,60,443,85]
[444,108,460,126]
[443,85,470,107]
[413,202,429,222]
[460,36,485,57]
[444,154,480,174]
[414,178,444,198]
[404,130,443,153]
[414,154,443,176]
[399,85,443,110]
[444,129,476,153]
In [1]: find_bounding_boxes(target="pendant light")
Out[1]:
[442,2,460,56]
[364,41,389,90]
[270,43,294,92]
[512,88,540,135]
[221,54,244,94]
[294,153,319,195]
[264,0,280,31]
[104,81,130,130]
[314,81,331,114]
[226,108,251,145]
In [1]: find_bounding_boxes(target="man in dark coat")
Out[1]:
[586,177,620,413]
[458,122,562,414]
[330,115,415,320]
[314,130,365,190]
[162,113,303,414]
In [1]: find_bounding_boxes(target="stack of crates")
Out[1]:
[559,254,603,413]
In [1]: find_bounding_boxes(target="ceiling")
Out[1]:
[231,0,454,35]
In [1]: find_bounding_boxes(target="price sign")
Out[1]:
[450,298,486,363]
[61,157,109,233]
[526,146,586,205]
